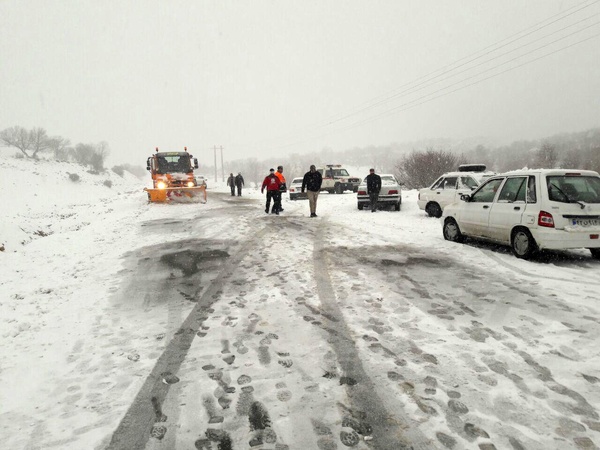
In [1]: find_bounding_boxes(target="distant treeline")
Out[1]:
[0,125,144,177]
[222,127,600,188]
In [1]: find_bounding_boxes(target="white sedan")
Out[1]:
[357,174,402,211]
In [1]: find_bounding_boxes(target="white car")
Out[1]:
[356,174,402,211]
[418,165,494,218]
[442,169,600,259]
[195,175,207,187]
[288,177,307,200]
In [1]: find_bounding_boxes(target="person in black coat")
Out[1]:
[301,165,323,217]
[235,173,244,196]
[366,168,382,212]
[227,173,235,196]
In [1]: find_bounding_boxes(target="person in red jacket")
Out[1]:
[261,168,282,214]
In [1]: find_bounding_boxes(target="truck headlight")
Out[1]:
[187,181,195,187]
[157,181,167,189]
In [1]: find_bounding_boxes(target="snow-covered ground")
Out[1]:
[1,153,600,450]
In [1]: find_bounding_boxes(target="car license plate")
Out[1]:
[572,218,600,227]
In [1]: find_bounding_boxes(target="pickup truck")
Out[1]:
[317,165,361,194]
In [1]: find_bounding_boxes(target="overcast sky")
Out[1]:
[1,0,599,165]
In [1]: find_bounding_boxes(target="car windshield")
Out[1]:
[329,169,349,177]
[381,176,397,185]
[292,178,303,184]
[547,175,600,204]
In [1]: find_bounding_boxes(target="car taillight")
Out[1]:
[358,190,367,195]
[538,211,555,228]
[290,188,295,192]
[388,190,398,194]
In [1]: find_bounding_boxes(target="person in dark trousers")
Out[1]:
[227,173,235,196]
[274,166,286,212]
[235,173,244,196]
[366,168,382,212]
[301,164,323,217]
[261,168,282,214]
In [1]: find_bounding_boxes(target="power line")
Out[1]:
[234,0,600,152]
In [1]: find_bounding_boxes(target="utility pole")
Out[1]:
[220,146,224,182]
[213,146,217,182]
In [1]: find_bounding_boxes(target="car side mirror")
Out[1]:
[460,194,471,202]
[194,158,199,169]
[146,164,151,171]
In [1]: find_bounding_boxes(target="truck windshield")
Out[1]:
[157,155,191,173]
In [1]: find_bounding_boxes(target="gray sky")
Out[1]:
[1,0,599,165]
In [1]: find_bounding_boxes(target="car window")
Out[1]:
[442,177,458,189]
[547,175,600,204]
[431,177,443,189]
[458,176,478,189]
[381,176,396,185]
[471,178,503,203]
[498,177,527,203]
[432,176,457,189]
[527,176,537,203]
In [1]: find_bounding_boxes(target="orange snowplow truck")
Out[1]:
[144,147,206,203]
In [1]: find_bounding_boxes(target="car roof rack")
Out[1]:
[458,164,486,172]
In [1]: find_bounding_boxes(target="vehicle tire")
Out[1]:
[357,203,363,210]
[334,184,342,194]
[443,218,464,243]
[394,201,401,211]
[589,248,600,259]
[290,195,297,201]
[511,228,538,259]
[425,202,442,218]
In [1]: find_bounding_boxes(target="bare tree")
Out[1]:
[534,142,558,169]
[396,148,462,189]
[0,126,32,157]
[48,136,72,160]
[29,127,51,158]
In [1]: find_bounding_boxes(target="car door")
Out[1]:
[432,176,458,208]
[486,176,528,242]
[459,178,504,236]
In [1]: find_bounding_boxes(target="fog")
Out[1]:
[1,0,599,166]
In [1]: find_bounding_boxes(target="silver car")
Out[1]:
[357,174,402,211]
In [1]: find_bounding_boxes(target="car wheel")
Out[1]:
[290,195,297,201]
[511,228,538,259]
[334,184,342,194]
[426,202,442,218]
[590,248,600,259]
[357,203,363,210]
[394,201,401,211]
[443,218,464,243]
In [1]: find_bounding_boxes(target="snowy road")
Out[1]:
[3,178,600,450]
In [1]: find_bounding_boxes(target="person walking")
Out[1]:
[235,172,245,196]
[261,168,282,215]
[227,173,235,196]
[301,164,323,217]
[273,165,286,212]
[366,168,382,212]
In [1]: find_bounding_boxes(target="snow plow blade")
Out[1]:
[144,187,206,203]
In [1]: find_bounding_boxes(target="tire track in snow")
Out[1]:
[313,220,431,450]
[106,226,270,450]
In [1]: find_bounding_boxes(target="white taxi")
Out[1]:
[442,169,600,259]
